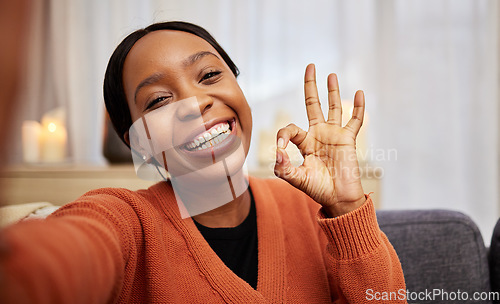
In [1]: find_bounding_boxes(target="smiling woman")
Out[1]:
[104,22,240,150]
[1,21,406,303]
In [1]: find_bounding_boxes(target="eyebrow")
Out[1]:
[134,72,164,103]
[133,51,221,104]
[182,51,220,67]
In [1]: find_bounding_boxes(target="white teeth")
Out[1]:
[185,121,231,151]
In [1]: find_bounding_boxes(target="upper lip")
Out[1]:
[179,116,234,147]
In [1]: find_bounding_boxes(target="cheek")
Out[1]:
[235,92,252,134]
[234,95,252,150]
[128,105,176,158]
[227,82,251,124]
[243,104,252,136]
[127,101,142,126]
[231,87,252,136]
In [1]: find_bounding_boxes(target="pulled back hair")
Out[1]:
[103,21,239,147]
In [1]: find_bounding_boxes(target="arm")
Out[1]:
[274,64,406,303]
[0,193,135,304]
[317,197,406,303]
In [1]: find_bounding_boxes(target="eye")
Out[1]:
[145,96,171,111]
[199,70,222,83]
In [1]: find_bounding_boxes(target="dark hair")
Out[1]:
[103,21,240,147]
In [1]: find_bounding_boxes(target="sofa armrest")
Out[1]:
[377,209,491,303]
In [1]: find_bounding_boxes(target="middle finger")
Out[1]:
[304,64,325,127]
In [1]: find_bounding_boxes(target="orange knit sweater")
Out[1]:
[1,177,406,303]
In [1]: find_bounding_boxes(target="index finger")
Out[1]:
[304,64,325,126]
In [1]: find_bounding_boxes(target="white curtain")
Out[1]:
[13,0,499,241]
[371,0,499,243]
[13,0,155,164]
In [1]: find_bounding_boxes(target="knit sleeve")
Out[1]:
[0,190,138,304]
[316,197,407,303]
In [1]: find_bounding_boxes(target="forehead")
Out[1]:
[123,30,219,84]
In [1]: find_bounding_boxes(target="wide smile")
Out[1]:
[184,120,232,151]
[178,118,240,159]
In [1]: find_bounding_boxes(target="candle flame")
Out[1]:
[48,122,57,133]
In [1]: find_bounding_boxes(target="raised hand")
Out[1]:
[274,64,366,217]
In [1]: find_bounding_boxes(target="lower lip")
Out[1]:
[179,119,240,160]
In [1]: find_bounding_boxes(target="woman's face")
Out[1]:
[122,30,252,178]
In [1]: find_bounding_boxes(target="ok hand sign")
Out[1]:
[274,64,367,217]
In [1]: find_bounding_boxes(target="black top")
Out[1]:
[194,194,258,289]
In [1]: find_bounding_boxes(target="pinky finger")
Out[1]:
[344,90,365,136]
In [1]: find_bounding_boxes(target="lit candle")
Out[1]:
[22,120,42,163]
[40,120,67,163]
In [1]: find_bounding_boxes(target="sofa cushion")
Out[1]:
[0,202,55,228]
[377,209,491,304]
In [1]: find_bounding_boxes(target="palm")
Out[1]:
[274,64,366,217]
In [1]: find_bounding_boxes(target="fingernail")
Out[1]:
[277,138,285,149]
[276,150,282,163]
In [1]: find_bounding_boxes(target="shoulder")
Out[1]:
[76,181,171,204]
[48,182,176,248]
[52,182,172,221]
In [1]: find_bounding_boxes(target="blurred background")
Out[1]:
[3,0,499,242]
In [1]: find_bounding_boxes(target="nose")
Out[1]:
[175,94,213,121]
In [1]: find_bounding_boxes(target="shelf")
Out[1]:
[1,165,154,205]
[1,164,382,208]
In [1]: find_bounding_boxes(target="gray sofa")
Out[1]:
[377,209,495,304]
[490,219,500,304]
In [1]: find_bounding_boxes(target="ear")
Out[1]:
[126,129,150,163]
[123,130,131,147]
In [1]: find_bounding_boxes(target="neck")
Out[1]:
[193,188,251,228]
